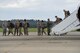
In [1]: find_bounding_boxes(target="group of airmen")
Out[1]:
[2,19,29,36]
[2,9,71,36]
[36,9,71,36]
[2,19,52,36]
[37,19,52,36]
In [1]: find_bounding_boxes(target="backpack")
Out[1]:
[10,23,14,28]
[59,18,62,21]
[67,11,70,16]
[27,23,30,27]
[20,22,23,27]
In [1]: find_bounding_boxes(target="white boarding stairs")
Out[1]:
[51,10,80,35]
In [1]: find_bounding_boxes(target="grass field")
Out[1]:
[0,28,79,32]
[0,28,47,32]
[0,28,3,32]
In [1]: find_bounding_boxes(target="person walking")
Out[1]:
[19,21,23,36]
[47,19,51,36]
[41,20,46,35]
[14,20,20,36]
[23,19,29,35]
[7,21,14,36]
[37,20,41,36]
[54,16,62,24]
[63,9,70,19]
[2,21,7,36]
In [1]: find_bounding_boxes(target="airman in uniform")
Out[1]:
[19,21,23,36]
[54,16,62,24]
[14,20,20,36]
[41,20,46,35]
[2,21,7,36]
[7,21,14,36]
[63,9,70,19]
[23,19,29,35]
[47,19,51,36]
[37,20,41,36]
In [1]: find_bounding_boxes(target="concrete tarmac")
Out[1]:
[0,32,80,53]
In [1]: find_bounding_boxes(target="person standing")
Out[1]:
[7,21,14,36]
[63,9,70,19]
[37,20,41,36]
[47,19,51,36]
[14,20,20,36]
[2,21,7,36]
[23,19,29,35]
[54,16,62,24]
[19,21,23,36]
[41,20,46,35]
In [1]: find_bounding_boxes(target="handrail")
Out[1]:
[63,10,77,20]
[70,10,77,15]
[61,19,78,31]
[60,10,78,31]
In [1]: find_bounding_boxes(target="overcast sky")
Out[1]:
[0,0,80,21]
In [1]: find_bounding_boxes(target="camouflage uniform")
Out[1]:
[23,19,29,35]
[7,21,14,35]
[14,20,20,36]
[41,20,46,35]
[63,10,70,19]
[54,16,62,24]
[19,21,23,36]
[37,20,41,36]
[2,21,7,36]
[47,19,51,36]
